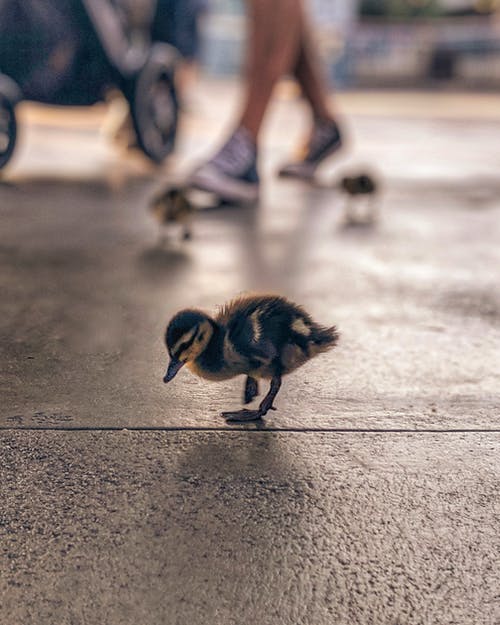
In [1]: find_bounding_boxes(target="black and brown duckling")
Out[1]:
[163,294,339,422]
[340,173,377,197]
[149,185,194,241]
[338,172,379,225]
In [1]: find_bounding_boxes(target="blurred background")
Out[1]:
[3,0,500,172]
[204,0,500,88]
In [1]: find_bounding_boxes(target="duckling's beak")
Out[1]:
[163,358,184,383]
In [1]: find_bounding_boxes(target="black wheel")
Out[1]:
[0,94,17,170]
[129,43,178,164]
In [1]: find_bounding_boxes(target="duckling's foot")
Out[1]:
[222,409,263,422]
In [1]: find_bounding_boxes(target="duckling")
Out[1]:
[163,294,339,422]
[149,185,194,241]
[338,173,379,225]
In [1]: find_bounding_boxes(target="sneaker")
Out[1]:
[278,118,343,180]
[189,127,260,204]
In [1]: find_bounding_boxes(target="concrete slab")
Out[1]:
[1,430,498,625]
[1,87,499,625]
[1,89,499,430]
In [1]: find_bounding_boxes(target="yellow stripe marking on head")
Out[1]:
[172,327,197,356]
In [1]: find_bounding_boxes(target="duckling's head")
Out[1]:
[163,309,214,382]
[340,176,357,194]
[340,173,376,195]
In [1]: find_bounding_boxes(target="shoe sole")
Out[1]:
[189,165,259,205]
[277,163,316,180]
[277,137,343,180]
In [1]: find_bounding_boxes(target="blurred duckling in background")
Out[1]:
[150,185,194,241]
[338,172,379,226]
[163,294,339,422]
[341,173,377,196]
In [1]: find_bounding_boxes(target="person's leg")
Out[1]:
[241,0,341,136]
[190,0,340,200]
[277,11,343,180]
[190,0,305,202]
[190,0,304,202]
[293,13,336,123]
[238,0,302,141]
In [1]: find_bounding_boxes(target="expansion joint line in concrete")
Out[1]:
[0,426,499,434]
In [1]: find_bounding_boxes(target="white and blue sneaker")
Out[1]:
[189,127,260,204]
[278,118,343,180]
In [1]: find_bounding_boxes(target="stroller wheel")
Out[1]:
[0,93,17,170]
[129,43,178,164]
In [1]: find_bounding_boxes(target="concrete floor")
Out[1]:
[1,84,499,624]
[2,431,499,625]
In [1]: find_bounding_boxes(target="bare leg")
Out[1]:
[293,15,336,123]
[276,6,342,179]
[239,0,337,139]
[239,0,303,140]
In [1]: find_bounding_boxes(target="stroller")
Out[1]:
[0,0,179,169]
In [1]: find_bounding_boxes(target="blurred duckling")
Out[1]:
[341,173,377,196]
[150,185,194,241]
[339,173,379,225]
[163,294,339,422]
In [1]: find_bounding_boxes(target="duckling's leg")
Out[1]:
[158,227,168,246]
[257,375,281,416]
[223,375,281,422]
[244,376,259,404]
[343,196,354,224]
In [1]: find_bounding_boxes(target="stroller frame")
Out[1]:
[0,0,179,169]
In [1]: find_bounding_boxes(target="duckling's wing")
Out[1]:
[226,312,277,365]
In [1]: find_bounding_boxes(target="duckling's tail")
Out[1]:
[312,325,340,351]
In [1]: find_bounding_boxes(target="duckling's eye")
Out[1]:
[173,341,191,358]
